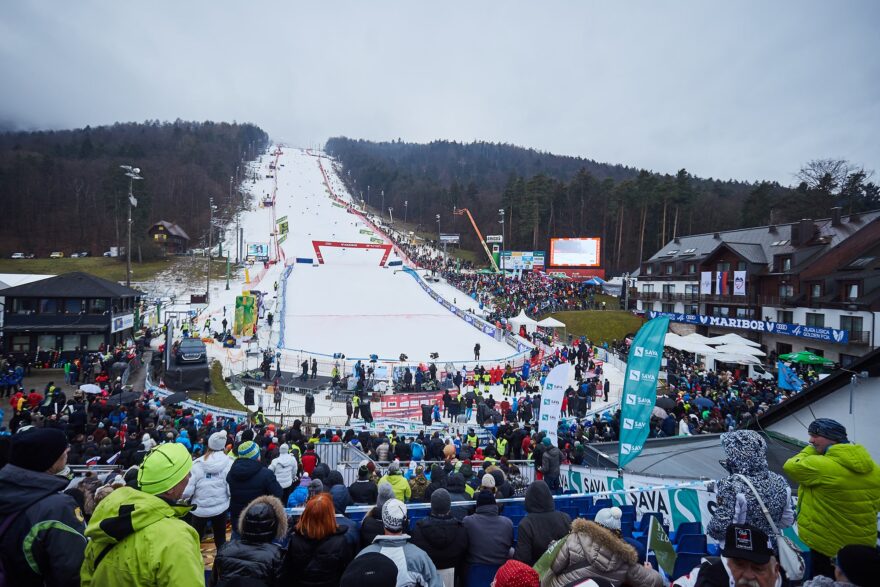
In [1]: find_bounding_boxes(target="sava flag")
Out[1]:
[700,272,712,295]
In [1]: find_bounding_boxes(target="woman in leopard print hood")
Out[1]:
[707,430,794,545]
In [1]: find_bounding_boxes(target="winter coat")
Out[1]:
[784,442,880,556]
[410,474,430,502]
[542,519,663,587]
[411,513,469,571]
[423,468,448,503]
[802,578,856,587]
[349,479,379,504]
[183,451,234,518]
[444,473,472,520]
[269,450,298,489]
[301,450,319,475]
[542,445,562,477]
[707,430,792,543]
[211,495,287,587]
[284,526,354,587]
[80,487,204,587]
[360,508,386,549]
[359,534,444,587]
[0,465,86,587]
[515,481,571,566]
[380,471,412,502]
[462,503,514,565]
[227,458,283,534]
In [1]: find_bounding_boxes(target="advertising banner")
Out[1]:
[700,272,713,295]
[501,250,546,270]
[246,242,270,259]
[564,467,624,501]
[486,235,503,243]
[549,237,601,267]
[111,313,135,333]
[439,233,460,244]
[715,271,723,295]
[619,317,669,467]
[538,363,570,445]
[621,473,716,532]
[777,360,805,391]
[733,270,747,296]
[233,294,258,337]
[647,311,849,344]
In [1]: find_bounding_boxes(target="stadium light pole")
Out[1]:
[120,165,142,287]
[207,197,217,303]
[388,207,394,224]
[404,200,408,224]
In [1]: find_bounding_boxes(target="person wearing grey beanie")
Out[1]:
[361,482,396,548]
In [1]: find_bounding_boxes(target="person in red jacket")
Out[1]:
[27,389,44,410]
[301,443,320,476]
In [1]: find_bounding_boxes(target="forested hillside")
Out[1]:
[326,138,879,274]
[0,121,268,256]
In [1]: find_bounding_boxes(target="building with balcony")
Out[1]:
[1,272,142,360]
[631,207,880,366]
[147,221,190,255]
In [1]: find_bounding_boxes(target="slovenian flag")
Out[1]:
[85,456,100,466]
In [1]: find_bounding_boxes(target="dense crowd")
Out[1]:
[1,393,878,587]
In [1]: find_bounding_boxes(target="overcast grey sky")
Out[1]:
[1,1,878,184]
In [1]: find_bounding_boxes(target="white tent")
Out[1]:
[708,333,761,347]
[679,341,720,355]
[682,333,716,345]
[713,343,766,357]
[510,310,539,333]
[537,317,566,328]
[709,352,761,365]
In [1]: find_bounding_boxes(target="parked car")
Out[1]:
[174,338,207,365]
[49,251,64,259]
[70,251,90,258]
[10,253,25,259]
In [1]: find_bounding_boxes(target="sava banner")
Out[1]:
[619,317,669,467]
[538,363,570,446]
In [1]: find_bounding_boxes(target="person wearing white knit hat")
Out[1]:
[182,429,234,549]
[269,443,299,503]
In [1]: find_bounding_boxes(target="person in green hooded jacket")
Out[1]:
[783,418,880,580]
[80,443,204,587]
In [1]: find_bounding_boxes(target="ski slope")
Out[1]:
[200,147,520,370]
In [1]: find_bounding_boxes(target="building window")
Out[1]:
[737,261,747,271]
[685,284,698,295]
[645,265,654,275]
[777,310,793,323]
[805,347,824,357]
[805,313,825,327]
[11,298,36,314]
[840,353,859,368]
[662,303,675,313]
[11,336,30,352]
[62,335,80,351]
[845,283,860,300]
[37,335,56,350]
[64,299,86,314]
[664,264,674,275]
[776,342,792,356]
[712,306,731,317]
[662,284,675,295]
[687,263,697,274]
[716,262,731,272]
[642,284,654,293]
[783,257,792,271]
[811,284,822,298]
[840,315,863,335]
[89,299,109,314]
[735,308,755,318]
[684,304,699,314]
[38,299,57,314]
[86,334,105,350]
[779,284,794,297]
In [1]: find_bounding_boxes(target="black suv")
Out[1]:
[174,338,207,365]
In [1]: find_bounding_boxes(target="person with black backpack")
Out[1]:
[0,428,86,587]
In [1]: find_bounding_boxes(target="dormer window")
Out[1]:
[811,283,822,298]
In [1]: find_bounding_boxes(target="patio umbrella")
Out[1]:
[162,391,189,405]
[778,350,835,365]
[79,384,102,395]
[106,391,141,405]
[652,406,668,419]
[708,333,762,347]
[713,344,766,357]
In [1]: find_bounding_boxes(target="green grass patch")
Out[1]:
[0,257,172,282]
[208,360,248,412]
[546,310,645,345]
